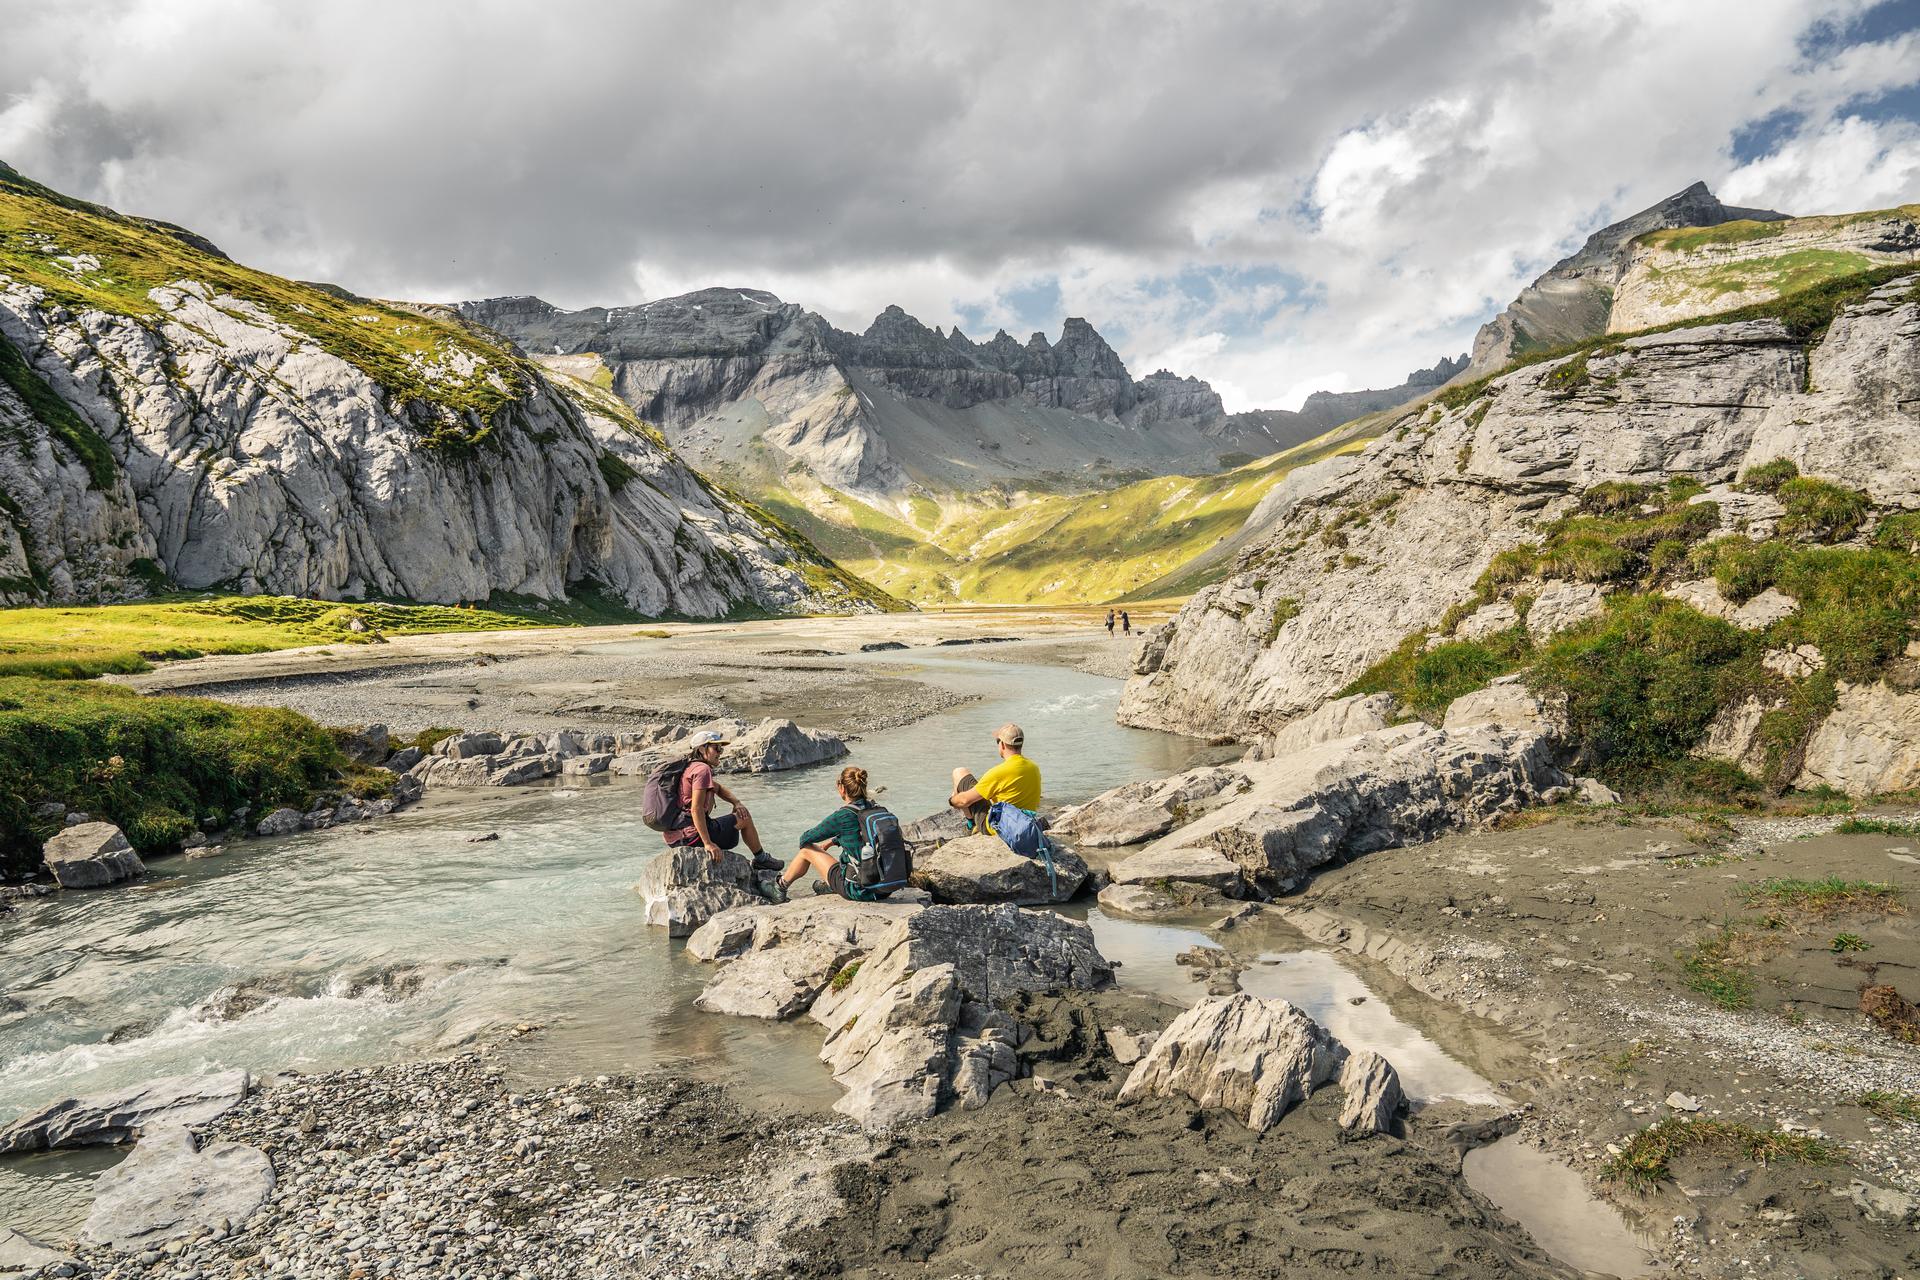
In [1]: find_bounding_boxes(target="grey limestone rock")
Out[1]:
[1117,994,1346,1132]
[0,1070,251,1153]
[253,807,303,837]
[0,1227,72,1275]
[41,821,144,889]
[910,833,1087,905]
[1796,682,1920,797]
[1524,581,1605,641]
[719,718,847,773]
[633,846,761,937]
[1052,766,1247,847]
[1336,1049,1404,1137]
[1105,846,1244,894]
[81,1125,274,1249]
[810,905,1111,1126]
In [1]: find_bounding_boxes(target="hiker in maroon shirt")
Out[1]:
[665,729,770,866]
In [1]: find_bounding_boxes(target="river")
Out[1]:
[0,643,1653,1272]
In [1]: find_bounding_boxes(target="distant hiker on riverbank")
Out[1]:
[949,722,1041,836]
[1120,610,1131,635]
[1105,609,1115,636]
[650,730,771,867]
[774,765,910,901]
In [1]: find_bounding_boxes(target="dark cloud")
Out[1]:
[2,0,1916,408]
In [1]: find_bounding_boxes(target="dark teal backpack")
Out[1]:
[836,802,912,901]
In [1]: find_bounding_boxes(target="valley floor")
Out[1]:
[16,609,1919,1278]
[109,606,1168,736]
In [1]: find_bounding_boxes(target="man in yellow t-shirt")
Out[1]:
[949,722,1041,835]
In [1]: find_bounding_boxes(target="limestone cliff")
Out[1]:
[1122,270,1920,741]
[1610,203,1920,332]
[0,163,886,614]
[1466,182,1790,377]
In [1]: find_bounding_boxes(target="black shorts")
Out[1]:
[825,861,849,898]
[671,812,740,850]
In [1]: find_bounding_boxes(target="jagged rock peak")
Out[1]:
[1404,354,1470,387]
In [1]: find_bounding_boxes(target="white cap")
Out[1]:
[687,729,730,749]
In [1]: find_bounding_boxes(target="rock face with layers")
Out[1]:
[0,1070,252,1153]
[1123,272,1920,742]
[1136,722,1566,895]
[0,163,877,615]
[910,833,1088,905]
[1467,180,1789,377]
[1052,767,1247,847]
[633,847,762,937]
[1797,682,1920,797]
[82,1125,274,1249]
[809,905,1113,1126]
[412,717,847,790]
[41,821,145,888]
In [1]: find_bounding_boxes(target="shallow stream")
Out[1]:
[0,644,1653,1271]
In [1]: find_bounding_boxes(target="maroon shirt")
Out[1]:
[664,760,715,846]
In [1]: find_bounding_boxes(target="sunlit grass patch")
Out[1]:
[1602,1117,1840,1192]
[1740,876,1905,918]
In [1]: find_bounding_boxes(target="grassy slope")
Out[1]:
[749,426,1375,607]
[0,161,526,442]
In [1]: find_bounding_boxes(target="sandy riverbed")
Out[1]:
[112,607,1166,736]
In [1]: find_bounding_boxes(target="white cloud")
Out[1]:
[1721,114,1920,212]
[0,0,1915,414]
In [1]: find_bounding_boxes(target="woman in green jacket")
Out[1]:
[774,765,877,900]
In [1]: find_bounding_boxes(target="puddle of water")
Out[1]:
[1464,1138,1660,1278]
[0,1145,122,1243]
[1086,910,1500,1105]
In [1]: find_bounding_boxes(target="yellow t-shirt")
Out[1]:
[975,753,1041,832]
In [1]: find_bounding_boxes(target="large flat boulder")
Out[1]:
[0,1070,251,1153]
[686,895,920,963]
[1096,880,1233,920]
[1117,994,1344,1131]
[42,821,145,889]
[1441,678,1566,737]
[1051,767,1248,847]
[1106,846,1244,893]
[911,833,1087,904]
[696,937,866,1020]
[633,846,761,936]
[82,1125,274,1250]
[0,1227,72,1274]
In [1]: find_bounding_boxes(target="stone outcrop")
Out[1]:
[1096,880,1233,920]
[689,896,924,1020]
[82,1125,274,1250]
[41,821,144,888]
[808,905,1112,1126]
[1797,682,1920,797]
[0,164,876,615]
[1441,679,1566,737]
[633,847,763,937]
[1260,692,1398,760]
[0,1070,251,1153]
[1612,202,1920,333]
[1105,846,1245,894]
[909,833,1087,905]
[1123,271,1920,742]
[1524,581,1605,641]
[413,717,846,790]
[1136,723,1566,894]
[1117,994,1346,1132]
[1051,767,1248,847]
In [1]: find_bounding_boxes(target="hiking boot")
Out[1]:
[810,879,833,895]
[750,850,781,873]
[758,878,789,904]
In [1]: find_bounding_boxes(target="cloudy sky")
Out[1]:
[4,0,1918,411]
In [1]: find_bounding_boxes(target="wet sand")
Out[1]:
[112,607,1168,736]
